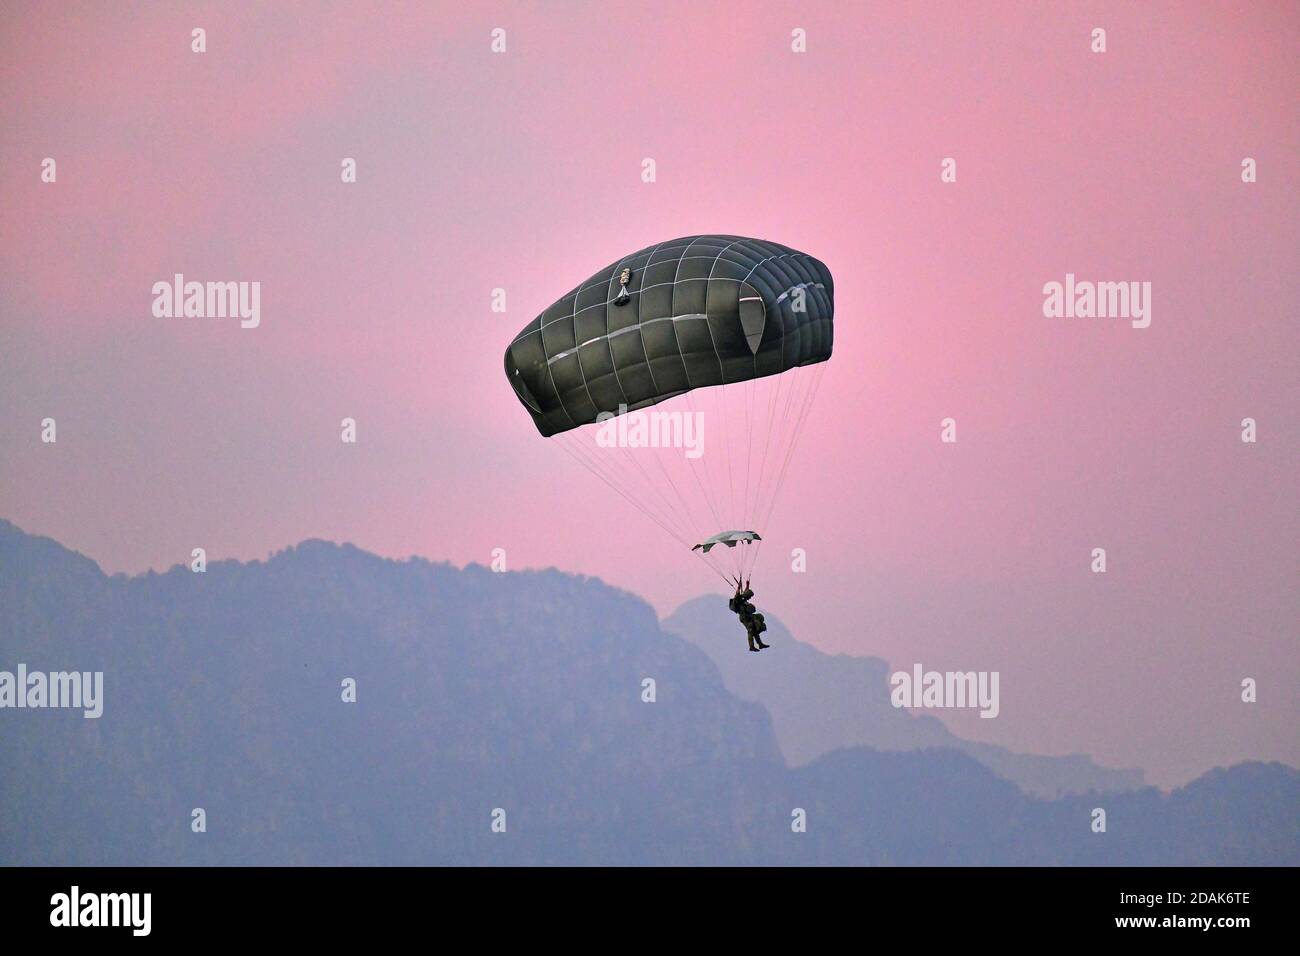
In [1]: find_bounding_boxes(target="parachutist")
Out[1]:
[729,581,769,652]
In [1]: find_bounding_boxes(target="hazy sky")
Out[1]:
[1,2,1295,787]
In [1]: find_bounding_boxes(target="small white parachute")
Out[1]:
[691,530,762,554]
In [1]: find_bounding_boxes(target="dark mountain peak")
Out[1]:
[1175,761,1299,798]
[0,517,106,584]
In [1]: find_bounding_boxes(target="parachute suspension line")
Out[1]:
[569,438,668,536]
[762,362,826,533]
[742,374,755,550]
[556,438,691,550]
[747,373,764,582]
[748,362,828,577]
[647,451,705,546]
[731,385,753,583]
[606,440,692,542]
[734,378,764,579]
[746,348,761,537]
[743,362,811,580]
[749,354,792,540]
[721,376,736,539]
[739,372,775,581]
[745,363,778,536]
[751,364,809,574]
[585,436,696,552]
[618,443,715,565]
[619,437,716,563]
[646,445,711,544]
[568,419,741,585]
[760,363,803,526]
[692,388,743,583]
[715,383,744,581]
[689,539,736,585]
[560,437,678,544]
[559,435,731,586]
[681,390,727,536]
[706,390,738,582]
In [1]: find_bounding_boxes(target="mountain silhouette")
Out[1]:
[1,518,1295,865]
[664,595,1144,798]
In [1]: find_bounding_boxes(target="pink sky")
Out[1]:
[1,1,1296,787]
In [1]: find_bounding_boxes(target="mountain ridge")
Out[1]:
[663,594,1147,798]
[1,518,1294,865]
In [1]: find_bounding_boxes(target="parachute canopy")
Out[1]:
[505,235,834,584]
[504,235,833,437]
[692,530,761,554]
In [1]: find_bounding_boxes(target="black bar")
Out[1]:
[0,866,1285,942]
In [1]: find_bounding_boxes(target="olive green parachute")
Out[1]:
[505,235,833,437]
[504,235,834,583]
